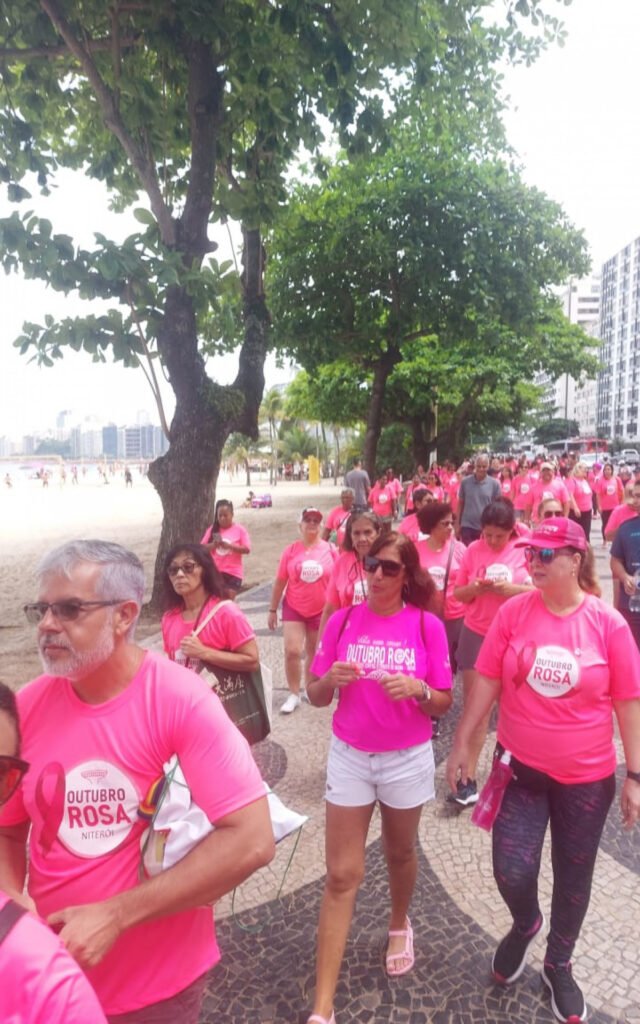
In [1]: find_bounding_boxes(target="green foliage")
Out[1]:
[534,417,580,444]
[268,116,594,461]
[375,424,415,478]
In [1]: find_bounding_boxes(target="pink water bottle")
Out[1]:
[471,750,514,831]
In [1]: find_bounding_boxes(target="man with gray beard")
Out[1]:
[0,540,274,1023]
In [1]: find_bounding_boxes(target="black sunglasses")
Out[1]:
[363,555,404,577]
[0,755,30,805]
[23,600,125,624]
[167,560,200,577]
[542,509,562,518]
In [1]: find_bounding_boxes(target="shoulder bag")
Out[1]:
[192,601,271,746]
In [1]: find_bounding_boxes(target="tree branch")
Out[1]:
[38,0,176,245]
[127,288,172,440]
[0,36,140,61]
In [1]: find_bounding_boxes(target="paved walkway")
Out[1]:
[196,545,640,1024]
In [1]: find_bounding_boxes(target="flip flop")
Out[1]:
[307,1014,336,1024]
[386,916,414,976]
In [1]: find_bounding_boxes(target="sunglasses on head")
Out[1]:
[363,554,404,577]
[23,599,124,624]
[524,546,573,565]
[0,755,30,805]
[167,560,199,577]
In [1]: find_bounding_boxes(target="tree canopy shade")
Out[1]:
[268,124,597,469]
[0,0,573,595]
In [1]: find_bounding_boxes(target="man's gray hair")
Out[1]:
[37,540,145,637]
[341,487,355,497]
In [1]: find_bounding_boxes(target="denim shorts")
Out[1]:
[326,735,435,809]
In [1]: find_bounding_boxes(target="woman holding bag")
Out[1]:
[161,543,259,676]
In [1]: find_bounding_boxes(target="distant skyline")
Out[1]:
[1,0,638,436]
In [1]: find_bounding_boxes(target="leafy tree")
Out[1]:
[3,1,507,599]
[269,120,596,471]
[534,417,580,445]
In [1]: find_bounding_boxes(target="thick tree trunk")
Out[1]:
[148,227,269,607]
[408,407,438,468]
[363,348,400,478]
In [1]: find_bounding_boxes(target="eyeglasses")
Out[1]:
[542,509,562,518]
[23,600,125,624]
[0,755,30,805]
[167,561,199,577]
[363,555,404,577]
[523,546,572,565]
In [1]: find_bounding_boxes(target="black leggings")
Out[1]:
[492,766,615,965]
[600,507,613,540]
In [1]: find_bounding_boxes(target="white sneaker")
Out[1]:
[280,693,301,714]
[300,689,310,703]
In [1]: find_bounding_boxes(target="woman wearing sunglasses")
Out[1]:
[304,532,452,1024]
[161,543,258,677]
[0,682,109,1022]
[447,518,640,1024]
[451,499,532,807]
[318,511,382,637]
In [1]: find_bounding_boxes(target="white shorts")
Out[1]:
[325,735,435,809]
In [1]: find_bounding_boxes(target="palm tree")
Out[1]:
[260,386,284,485]
[224,433,265,486]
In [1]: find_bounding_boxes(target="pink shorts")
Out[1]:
[282,596,322,631]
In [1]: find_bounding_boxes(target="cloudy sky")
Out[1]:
[0,0,638,438]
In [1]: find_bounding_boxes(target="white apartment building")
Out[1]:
[534,276,600,428]
[597,237,640,441]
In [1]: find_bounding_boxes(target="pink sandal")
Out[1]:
[307,1015,336,1024]
[386,916,415,976]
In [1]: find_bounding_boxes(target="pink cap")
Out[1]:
[300,507,323,523]
[515,516,587,552]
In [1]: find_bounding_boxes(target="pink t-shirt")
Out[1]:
[566,476,593,512]
[445,474,460,511]
[369,483,395,517]
[0,654,265,1016]
[476,590,640,783]
[324,505,352,549]
[499,479,514,500]
[326,551,368,609]
[529,477,570,515]
[0,892,107,1023]
[512,474,532,511]
[397,512,426,543]
[277,540,337,617]
[200,523,251,581]
[416,539,466,620]
[456,537,531,635]
[161,595,255,661]
[596,474,623,510]
[312,603,452,751]
[605,502,636,537]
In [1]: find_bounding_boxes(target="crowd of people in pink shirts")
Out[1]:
[1,451,639,1024]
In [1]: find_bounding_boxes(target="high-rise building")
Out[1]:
[535,276,601,426]
[597,237,640,441]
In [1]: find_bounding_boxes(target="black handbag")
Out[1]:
[192,601,271,746]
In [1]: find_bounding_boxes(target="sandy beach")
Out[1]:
[0,471,345,689]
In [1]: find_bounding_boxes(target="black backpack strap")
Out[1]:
[0,899,27,945]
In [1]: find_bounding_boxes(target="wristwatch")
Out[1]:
[419,681,432,703]
[627,769,640,783]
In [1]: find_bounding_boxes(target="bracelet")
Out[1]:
[627,769,640,783]
[418,681,431,703]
